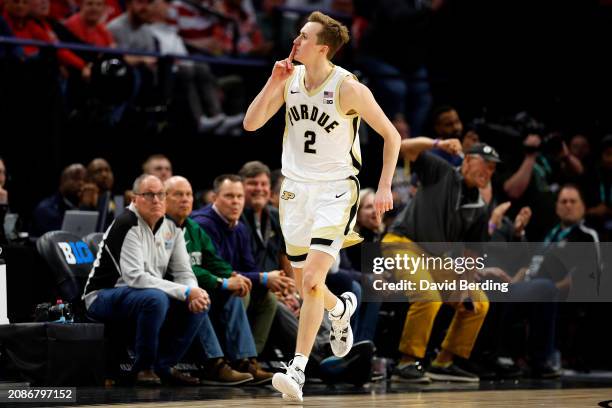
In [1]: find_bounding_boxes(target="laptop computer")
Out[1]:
[3,213,18,239]
[61,211,99,238]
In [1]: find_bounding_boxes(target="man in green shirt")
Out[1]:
[165,176,273,385]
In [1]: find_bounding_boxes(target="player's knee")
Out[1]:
[302,270,322,297]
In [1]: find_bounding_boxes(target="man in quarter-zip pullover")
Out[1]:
[83,174,209,385]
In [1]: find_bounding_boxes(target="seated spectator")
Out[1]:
[3,0,91,79]
[64,0,116,47]
[30,163,89,237]
[518,184,601,290]
[0,157,8,244]
[191,174,285,357]
[107,0,172,107]
[238,161,292,275]
[142,153,173,181]
[82,174,208,385]
[499,184,602,377]
[148,0,244,133]
[238,161,304,329]
[107,0,156,53]
[87,157,116,230]
[164,175,271,385]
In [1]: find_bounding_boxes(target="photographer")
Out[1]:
[502,133,584,241]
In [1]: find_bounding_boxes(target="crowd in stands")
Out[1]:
[0,0,611,389]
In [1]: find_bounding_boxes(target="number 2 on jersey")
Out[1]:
[304,131,317,154]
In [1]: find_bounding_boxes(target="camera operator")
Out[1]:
[502,133,584,241]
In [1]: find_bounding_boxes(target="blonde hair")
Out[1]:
[307,11,350,59]
[359,188,375,207]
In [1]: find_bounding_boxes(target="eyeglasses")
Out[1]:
[136,191,167,201]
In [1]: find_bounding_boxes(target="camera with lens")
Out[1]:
[470,111,563,156]
[34,300,73,323]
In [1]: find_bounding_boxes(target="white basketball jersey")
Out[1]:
[282,64,362,182]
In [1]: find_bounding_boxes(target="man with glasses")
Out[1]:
[82,174,209,385]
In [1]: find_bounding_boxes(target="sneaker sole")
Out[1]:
[282,393,303,403]
[426,372,479,382]
[330,292,357,358]
[272,373,303,402]
[390,374,432,384]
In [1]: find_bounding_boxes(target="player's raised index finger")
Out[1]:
[288,44,296,62]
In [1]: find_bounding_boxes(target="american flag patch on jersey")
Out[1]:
[323,91,334,104]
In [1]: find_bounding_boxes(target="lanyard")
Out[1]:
[544,223,575,246]
[533,156,552,180]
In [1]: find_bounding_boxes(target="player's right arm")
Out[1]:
[243,46,296,131]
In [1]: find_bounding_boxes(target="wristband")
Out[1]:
[185,286,191,299]
[262,272,269,287]
[433,138,441,148]
[222,278,229,290]
[488,221,497,234]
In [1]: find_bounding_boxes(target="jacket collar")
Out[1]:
[129,202,165,234]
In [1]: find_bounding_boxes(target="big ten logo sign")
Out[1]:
[57,242,94,265]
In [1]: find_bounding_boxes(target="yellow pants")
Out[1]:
[382,233,489,359]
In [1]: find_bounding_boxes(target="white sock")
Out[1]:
[329,297,345,318]
[293,353,308,372]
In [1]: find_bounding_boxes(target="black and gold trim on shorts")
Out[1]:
[287,253,307,262]
[345,175,360,235]
[350,117,362,172]
[311,238,334,246]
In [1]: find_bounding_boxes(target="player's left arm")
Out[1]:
[339,78,401,220]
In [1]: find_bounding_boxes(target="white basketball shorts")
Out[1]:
[279,176,363,268]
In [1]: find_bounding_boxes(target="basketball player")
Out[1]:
[243,11,401,402]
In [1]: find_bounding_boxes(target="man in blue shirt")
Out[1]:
[191,174,294,379]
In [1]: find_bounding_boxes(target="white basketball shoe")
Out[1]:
[328,292,357,357]
[272,361,305,402]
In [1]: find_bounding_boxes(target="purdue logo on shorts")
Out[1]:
[281,190,296,200]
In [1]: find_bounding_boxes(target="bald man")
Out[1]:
[165,176,271,385]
